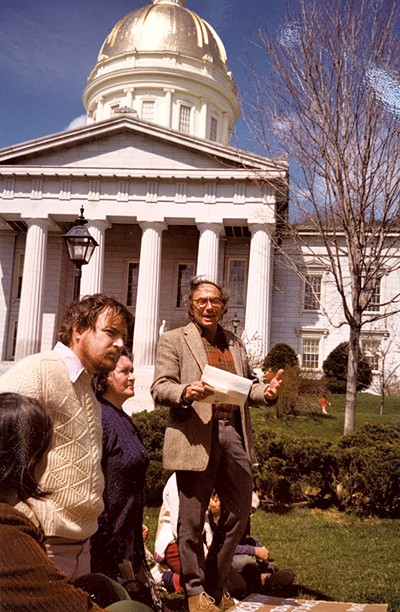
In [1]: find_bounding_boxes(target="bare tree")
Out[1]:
[246,0,400,433]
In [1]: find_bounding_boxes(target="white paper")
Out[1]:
[201,364,252,407]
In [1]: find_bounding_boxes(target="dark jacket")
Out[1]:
[0,503,104,611]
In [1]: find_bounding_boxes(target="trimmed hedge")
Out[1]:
[253,422,400,518]
[334,423,400,517]
[134,410,400,518]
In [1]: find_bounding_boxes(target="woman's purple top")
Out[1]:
[90,399,150,578]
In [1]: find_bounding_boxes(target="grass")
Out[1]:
[250,507,400,611]
[144,505,400,611]
[144,394,399,611]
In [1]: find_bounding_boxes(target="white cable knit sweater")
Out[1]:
[0,351,104,540]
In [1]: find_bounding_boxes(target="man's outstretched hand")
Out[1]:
[264,368,284,400]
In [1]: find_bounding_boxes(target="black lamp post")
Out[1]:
[232,313,240,335]
[62,207,99,300]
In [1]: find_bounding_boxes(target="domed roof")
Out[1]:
[98,0,228,71]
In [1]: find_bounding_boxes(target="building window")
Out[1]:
[142,100,155,122]
[361,338,381,372]
[301,337,320,370]
[209,116,218,141]
[366,278,381,312]
[227,259,246,306]
[176,263,195,308]
[126,261,139,308]
[179,104,191,134]
[13,253,24,300]
[303,275,322,311]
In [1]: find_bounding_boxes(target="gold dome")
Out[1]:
[98,0,228,71]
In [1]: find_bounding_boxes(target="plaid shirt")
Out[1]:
[200,325,239,416]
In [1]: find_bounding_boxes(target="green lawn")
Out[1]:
[250,507,399,611]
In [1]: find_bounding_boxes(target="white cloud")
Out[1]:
[65,115,88,131]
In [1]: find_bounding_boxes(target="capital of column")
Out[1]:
[86,219,112,232]
[247,222,274,237]
[22,217,52,229]
[196,222,223,234]
[138,220,167,233]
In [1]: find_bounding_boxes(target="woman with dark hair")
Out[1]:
[0,392,53,505]
[91,352,157,609]
[0,392,151,612]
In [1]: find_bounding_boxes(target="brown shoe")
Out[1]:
[188,592,220,612]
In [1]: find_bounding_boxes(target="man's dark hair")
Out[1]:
[58,294,133,346]
[93,348,133,400]
[185,276,229,320]
[0,392,53,503]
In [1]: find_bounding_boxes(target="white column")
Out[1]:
[125,88,134,108]
[80,220,110,296]
[196,222,222,282]
[97,97,105,121]
[163,88,174,129]
[15,218,50,360]
[222,112,229,144]
[133,221,166,365]
[199,98,207,138]
[244,223,274,357]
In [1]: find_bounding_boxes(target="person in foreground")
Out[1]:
[0,391,147,612]
[91,351,158,610]
[151,276,283,612]
[0,294,132,579]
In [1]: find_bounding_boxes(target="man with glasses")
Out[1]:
[151,277,283,612]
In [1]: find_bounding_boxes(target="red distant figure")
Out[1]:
[319,396,331,415]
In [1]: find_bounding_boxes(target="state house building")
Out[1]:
[1,0,398,409]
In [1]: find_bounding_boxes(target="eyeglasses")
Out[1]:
[192,297,223,308]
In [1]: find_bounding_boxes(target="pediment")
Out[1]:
[0,116,286,177]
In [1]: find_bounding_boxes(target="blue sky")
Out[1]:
[0,0,288,152]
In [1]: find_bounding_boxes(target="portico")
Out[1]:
[0,116,287,409]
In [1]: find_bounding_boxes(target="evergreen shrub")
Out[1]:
[334,423,400,517]
[322,342,372,393]
[134,407,170,506]
[253,427,335,506]
[262,342,299,372]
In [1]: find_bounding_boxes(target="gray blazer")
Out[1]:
[150,322,268,471]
